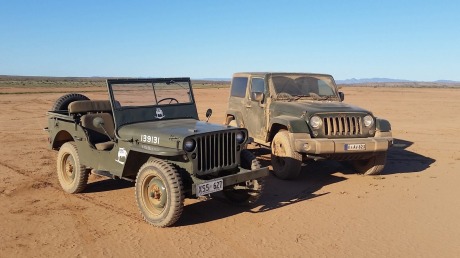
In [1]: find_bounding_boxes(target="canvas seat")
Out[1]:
[68,100,112,114]
[80,113,115,151]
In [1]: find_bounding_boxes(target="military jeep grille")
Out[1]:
[196,132,237,172]
[323,115,363,136]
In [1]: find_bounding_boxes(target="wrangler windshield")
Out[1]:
[111,80,193,108]
[272,75,338,100]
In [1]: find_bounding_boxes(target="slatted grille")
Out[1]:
[323,115,363,136]
[196,132,237,172]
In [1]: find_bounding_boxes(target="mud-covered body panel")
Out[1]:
[226,72,393,159]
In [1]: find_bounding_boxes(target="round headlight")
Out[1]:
[363,115,374,127]
[309,116,322,129]
[183,139,196,152]
[236,131,245,144]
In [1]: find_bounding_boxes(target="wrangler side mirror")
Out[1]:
[251,92,264,102]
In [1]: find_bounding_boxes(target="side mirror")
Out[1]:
[251,92,264,102]
[339,92,345,101]
[205,108,212,122]
[93,117,105,128]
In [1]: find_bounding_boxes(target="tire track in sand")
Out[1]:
[0,161,142,223]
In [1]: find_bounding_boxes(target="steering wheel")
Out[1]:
[157,98,179,104]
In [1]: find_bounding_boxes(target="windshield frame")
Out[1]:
[268,73,340,101]
[107,78,199,132]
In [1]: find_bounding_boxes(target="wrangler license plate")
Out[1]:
[344,143,366,151]
[196,179,223,196]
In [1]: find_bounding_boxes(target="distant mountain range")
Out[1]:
[198,77,460,84]
[336,78,460,84]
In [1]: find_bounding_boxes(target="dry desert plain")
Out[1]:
[0,83,460,257]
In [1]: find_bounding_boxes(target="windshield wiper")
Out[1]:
[292,95,312,100]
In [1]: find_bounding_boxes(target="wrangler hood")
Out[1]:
[271,101,371,117]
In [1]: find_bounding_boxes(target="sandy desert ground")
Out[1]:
[0,85,459,257]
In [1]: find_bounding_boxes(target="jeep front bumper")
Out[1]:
[191,166,269,196]
[293,132,393,155]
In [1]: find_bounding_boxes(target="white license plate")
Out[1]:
[345,143,366,151]
[196,179,224,196]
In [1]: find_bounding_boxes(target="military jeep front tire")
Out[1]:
[56,142,89,193]
[223,150,265,205]
[135,159,184,227]
[271,130,302,179]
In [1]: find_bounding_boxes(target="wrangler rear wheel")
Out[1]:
[351,152,387,175]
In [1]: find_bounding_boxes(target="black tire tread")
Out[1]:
[223,149,265,206]
[352,152,387,175]
[52,93,89,111]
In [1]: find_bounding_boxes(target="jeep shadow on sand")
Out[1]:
[45,78,268,227]
[225,72,393,179]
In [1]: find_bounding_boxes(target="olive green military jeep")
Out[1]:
[225,72,393,179]
[45,78,268,227]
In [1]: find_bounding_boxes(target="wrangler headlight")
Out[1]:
[183,139,196,152]
[310,116,322,129]
[363,115,374,127]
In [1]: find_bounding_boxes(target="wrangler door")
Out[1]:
[243,77,267,140]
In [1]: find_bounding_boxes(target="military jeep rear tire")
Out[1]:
[135,159,184,227]
[223,150,265,205]
[56,142,89,193]
[271,130,302,179]
[52,93,89,111]
[350,152,387,175]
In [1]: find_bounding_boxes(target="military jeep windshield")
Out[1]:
[108,78,198,129]
[272,74,339,100]
[110,79,193,107]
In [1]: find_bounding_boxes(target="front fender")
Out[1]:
[270,115,309,133]
[121,145,186,177]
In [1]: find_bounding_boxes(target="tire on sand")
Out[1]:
[350,152,387,175]
[271,130,302,179]
[56,142,89,193]
[223,150,265,205]
[135,159,184,227]
[52,93,89,111]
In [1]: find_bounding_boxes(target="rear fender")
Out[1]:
[376,118,391,132]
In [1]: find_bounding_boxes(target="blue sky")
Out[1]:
[1,0,459,81]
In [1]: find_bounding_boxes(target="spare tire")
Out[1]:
[52,93,89,111]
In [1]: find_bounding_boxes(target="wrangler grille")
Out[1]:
[323,115,363,136]
[196,132,237,173]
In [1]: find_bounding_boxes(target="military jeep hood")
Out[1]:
[271,101,371,117]
[117,118,235,149]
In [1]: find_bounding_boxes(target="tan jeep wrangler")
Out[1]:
[225,72,393,179]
